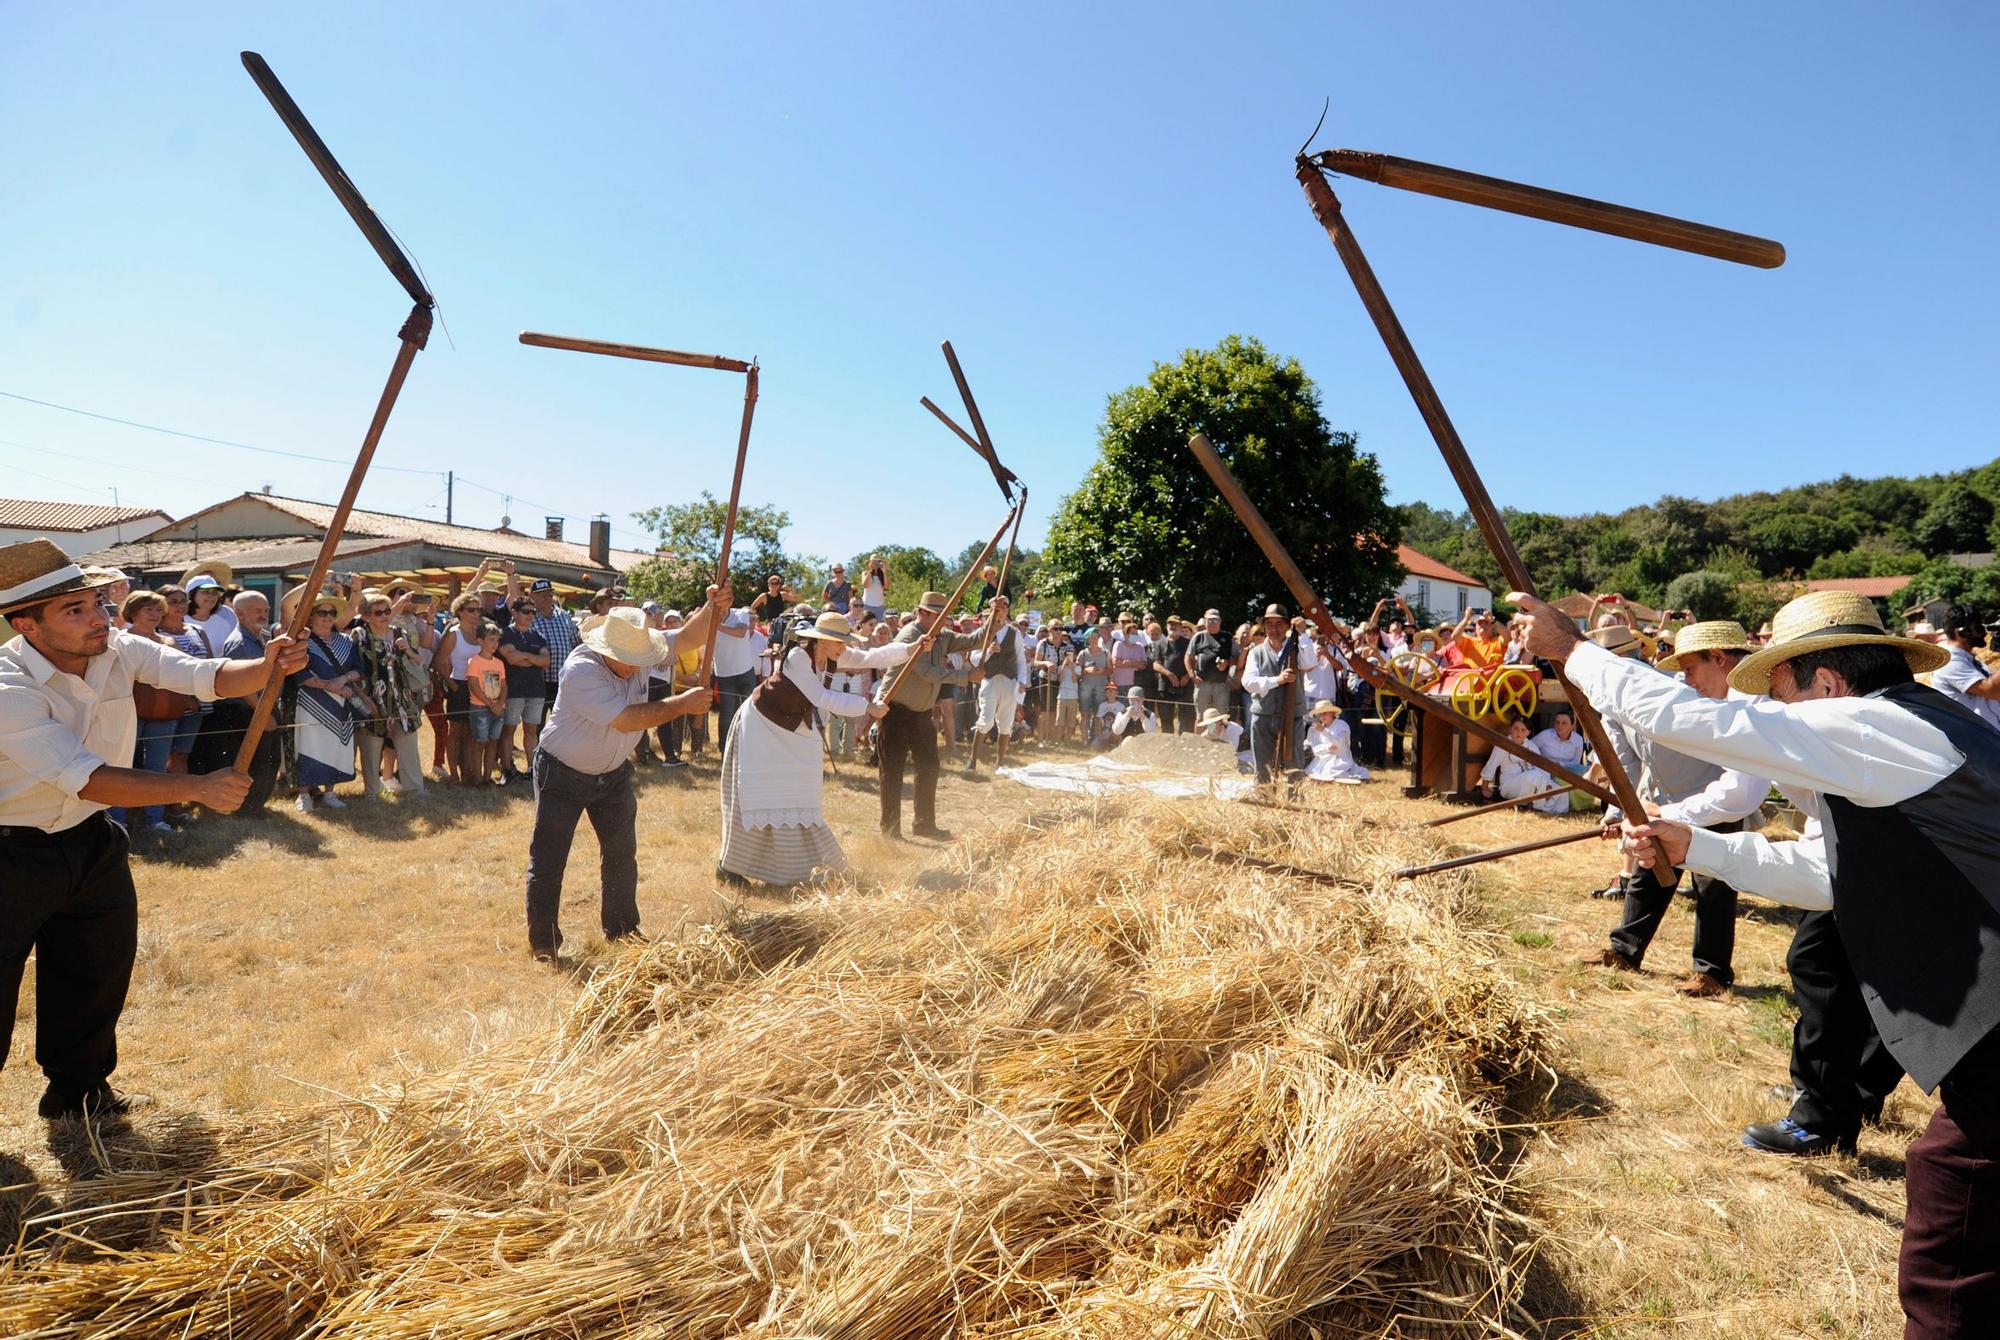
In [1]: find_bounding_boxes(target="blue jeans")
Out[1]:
[523,752,639,955]
[114,718,179,827]
[1078,681,1106,737]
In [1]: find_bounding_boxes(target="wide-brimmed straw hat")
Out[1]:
[794,611,865,646]
[1586,624,1645,658]
[177,559,235,592]
[0,539,121,616]
[1729,591,1949,694]
[1310,698,1340,718]
[280,583,352,627]
[1654,620,1751,674]
[578,606,671,668]
[916,590,951,614]
[1197,707,1232,728]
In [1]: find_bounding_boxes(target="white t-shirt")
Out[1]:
[861,573,887,607]
[1930,645,2000,732]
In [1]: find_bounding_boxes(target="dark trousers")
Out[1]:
[0,814,137,1102]
[637,679,672,759]
[203,699,282,811]
[1901,1034,2000,1337]
[1156,683,1192,733]
[1250,711,1284,783]
[877,703,940,832]
[716,671,758,750]
[1607,850,1739,985]
[523,752,639,954]
[1788,908,1904,1138]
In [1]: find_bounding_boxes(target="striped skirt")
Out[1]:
[718,716,845,886]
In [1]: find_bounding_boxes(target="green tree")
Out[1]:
[1914,483,1994,558]
[1663,570,1736,621]
[626,493,810,610]
[1745,512,1859,576]
[847,544,948,613]
[1040,336,1403,622]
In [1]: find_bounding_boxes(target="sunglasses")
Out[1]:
[311,607,337,618]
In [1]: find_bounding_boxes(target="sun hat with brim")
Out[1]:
[1262,604,1288,622]
[1729,590,1950,695]
[1654,620,1752,674]
[1197,707,1232,728]
[794,611,866,646]
[177,559,235,592]
[0,539,121,616]
[916,591,951,614]
[280,584,353,628]
[1585,624,1645,658]
[81,564,131,585]
[578,606,671,668]
[1310,699,1339,718]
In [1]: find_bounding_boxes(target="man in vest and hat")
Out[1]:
[1239,604,1300,783]
[968,593,1024,770]
[877,590,983,840]
[0,539,306,1120]
[1515,588,1997,1337]
[523,585,726,962]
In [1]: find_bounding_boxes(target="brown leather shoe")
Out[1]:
[1580,947,1639,972]
[1676,971,1731,998]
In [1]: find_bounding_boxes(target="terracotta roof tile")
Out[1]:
[1397,544,1484,587]
[0,497,170,532]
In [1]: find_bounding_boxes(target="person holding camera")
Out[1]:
[287,587,361,813]
[352,590,430,798]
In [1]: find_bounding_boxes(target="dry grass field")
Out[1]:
[0,727,1921,1336]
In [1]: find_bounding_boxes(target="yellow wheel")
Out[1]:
[1490,666,1539,724]
[1450,672,1495,719]
[1379,650,1441,738]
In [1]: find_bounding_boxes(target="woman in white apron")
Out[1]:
[718,612,912,887]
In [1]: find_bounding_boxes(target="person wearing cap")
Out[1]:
[527,579,580,716]
[1148,616,1192,733]
[1579,620,1771,999]
[496,598,551,781]
[179,562,240,654]
[523,586,727,961]
[877,590,983,840]
[1104,685,1158,741]
[968,594,1027,768]
[717,612,889,887]
[1932,605,2000,735]
[1184,610,1236,725]
[1303,699,1368,785]
[0,539,306,1120]
[1516,589,2000,1334]
[1240,604,1302,784]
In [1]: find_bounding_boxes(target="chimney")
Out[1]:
[589,514,611,567]
[545,516,565,542]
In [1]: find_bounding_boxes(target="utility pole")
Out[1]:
[445,469,453,524]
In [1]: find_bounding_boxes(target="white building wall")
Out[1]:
[1394,574,1492,622]
[0,518,167,558]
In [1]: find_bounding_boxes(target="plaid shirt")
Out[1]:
[532,610,581,677]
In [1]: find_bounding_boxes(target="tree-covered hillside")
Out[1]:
[1403,458,2000,626]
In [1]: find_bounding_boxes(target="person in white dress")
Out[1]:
[1302,699,1369,784]
[1195,707,1254,773]
[1478,718,1566,812]
[719,612,914,887]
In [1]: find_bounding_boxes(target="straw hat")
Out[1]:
[578,606,671,668]
[1197,707,1232,728]
[916,590,951,614]
[0,538,120,615]
[177,559,235,592]
[1586,624,1645,658]
[1730,590,1950,694]
[1310,698,1340,718]
[80,564,131,586]
[1654,620,1751,673]
[794,611,865,646]
[280,583,352,627]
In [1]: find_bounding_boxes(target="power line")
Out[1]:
[0,387,443,476]
[451,475,655,549]
[0,437,237,492]
[0,457,118,501]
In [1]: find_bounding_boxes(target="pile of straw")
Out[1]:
[0,795,1556,1338]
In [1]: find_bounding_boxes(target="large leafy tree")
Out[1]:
[624,492,818,610]
[1914,483,1994,558]
[1040,336,1402,622]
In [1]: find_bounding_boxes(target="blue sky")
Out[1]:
[3,4,1995,565]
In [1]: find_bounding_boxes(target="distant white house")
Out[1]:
[1395,544,1491,621]
[0,497,170,557]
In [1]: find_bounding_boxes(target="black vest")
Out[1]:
[1823,682,2000,1092]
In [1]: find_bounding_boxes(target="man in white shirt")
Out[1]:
[709,604,765,745]
[1583,621,1771,998]
[527,593,721,961]
[1518,588,1997,1336]
[1931,606,2000,734]
[1106,686,1159,740]
[0,540,305,1121]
